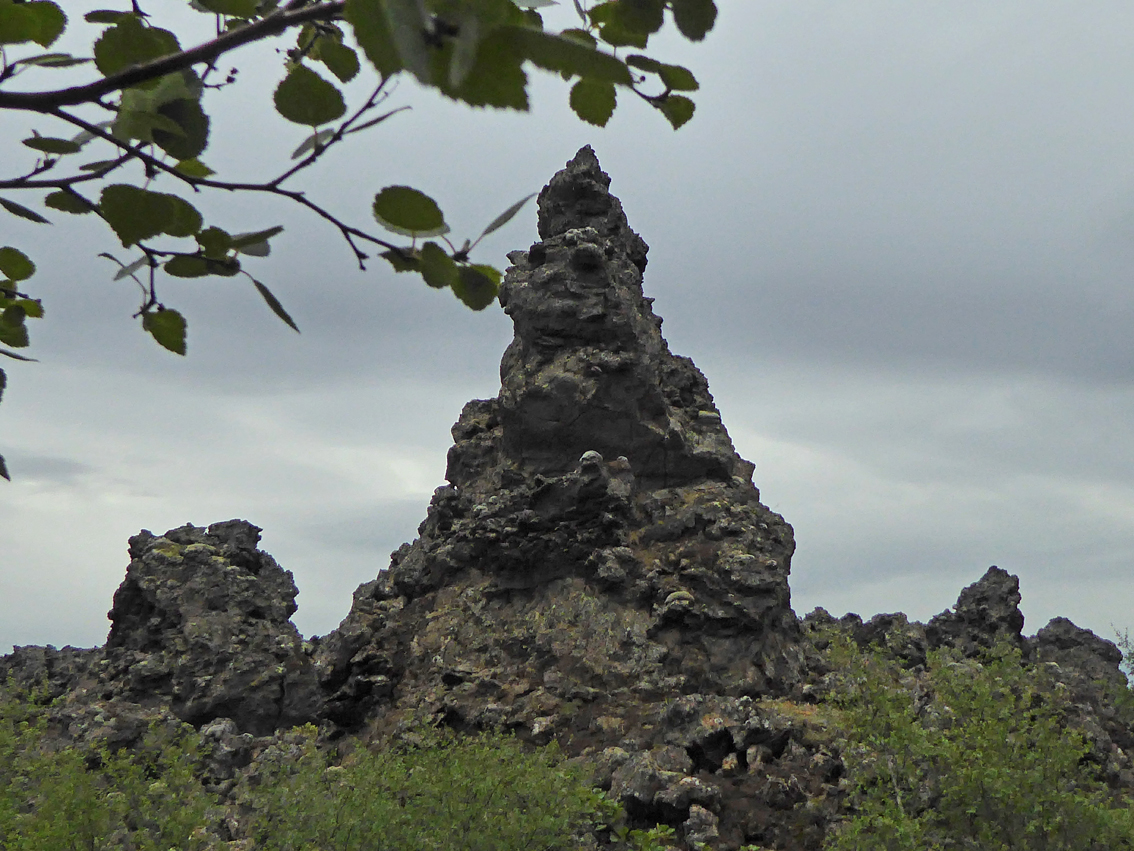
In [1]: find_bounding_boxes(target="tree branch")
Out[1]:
[0,2,347,112]
[37,103,403,268]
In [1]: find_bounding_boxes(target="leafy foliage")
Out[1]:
[0,0,717,478]
[0,688,217,851]
[0,686,677,851]
[248,723,612,851]
[823,634,1134,851]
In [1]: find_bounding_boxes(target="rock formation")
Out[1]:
[2,149,1131,851]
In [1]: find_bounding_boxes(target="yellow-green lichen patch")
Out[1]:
[149,539,183,560]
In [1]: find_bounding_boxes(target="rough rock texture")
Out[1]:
[309,148,807,846]
[925,565,1025,654]
[105,520,323,735]
[2,520,321,738]
[2,149,1133,851]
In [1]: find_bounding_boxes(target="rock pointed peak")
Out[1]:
[446,148,754,492]
[537,146,637,250]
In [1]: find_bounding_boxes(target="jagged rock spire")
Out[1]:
[447,146,754,491]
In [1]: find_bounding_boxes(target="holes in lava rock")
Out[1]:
[687,729,734,773]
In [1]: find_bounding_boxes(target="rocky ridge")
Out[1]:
[3,149,1131,850]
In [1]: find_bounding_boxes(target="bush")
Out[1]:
[0,687,215,850]
[0,686,670,850]
[247,723,611,851]
[823,636,1134,851]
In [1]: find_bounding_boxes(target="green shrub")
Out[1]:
[248,723,614,851]
[0,687,216,850]
[0,685,670,850]
[823,636,1134,851]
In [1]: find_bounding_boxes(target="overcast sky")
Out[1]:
[3,1,1133,654]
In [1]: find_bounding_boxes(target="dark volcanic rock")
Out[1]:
[7,150,1132,851]
[926,565,1025,655]
[103,520,323,735]
[313,148,806,846]
[466,145,754,489]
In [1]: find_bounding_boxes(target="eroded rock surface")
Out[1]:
[2,520,321,738]
[3,150,1132,851]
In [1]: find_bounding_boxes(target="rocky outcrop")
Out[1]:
[2,149,1132,851]
[926,565,1025,654]
[2,520,321,738]
[104,520,322,735]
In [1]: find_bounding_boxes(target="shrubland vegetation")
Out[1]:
[5,631,1134,850]
[0,685,676,850]
[822,633,1134,851]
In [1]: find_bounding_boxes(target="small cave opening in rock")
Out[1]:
[687,729,734,773]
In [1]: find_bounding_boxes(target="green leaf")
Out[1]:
[0,247,35,281]
[596,0,663,36]
[0,368,4,404]
[657,94,695,129]
[626,55,698,90]
[506,27,631,84]
[167,197,203,237]
[153,97,210,159]
[25,1,65,47]
[174,158,215,178]
[559,28,596,47]
[569,78,616,126]
[442,29,528,110]
[382,0,431,84]
[274,64,347,126]
[231,226,284,250]
[99,184,202,246]
[419,241,459,289]
[142,308,187,355]
[196,227,232,259]
[452,264,500,310]
[252,279,300,332]
[317,39,360,82]
[93,16,180,79]
[0,305,29,348]
[21,135,82,155]
[44,190,96,214]
[197,0,260,17]
[345,0,403,78]
[14,298,43,319]
[670,0,717,41]
[0,197,50,223]
[163,255,212,278]
[13,51,87,68]
[0,3,37,45]
[0,349,36,362]
[478,192,535,240]
[381,248,419,272]
[0,452,8,482]
[79,159,121,172]
[0,1,64,46]
[84,10,132,24]
[373,186,449,237]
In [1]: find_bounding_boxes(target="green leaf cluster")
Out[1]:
[374,186,534,309]
[248,723,607,851]
[0,247,42,481]
[823,635,1134,851]
[0,0,717,478]
[0,688,217,850]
